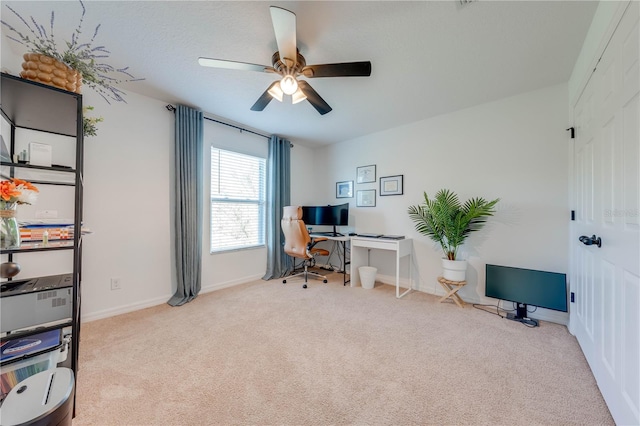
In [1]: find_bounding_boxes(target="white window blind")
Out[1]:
[210,147,266,252]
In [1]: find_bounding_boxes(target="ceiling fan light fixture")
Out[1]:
[291,87,307,104]
[268,83,284,102]
[280,75,298,95]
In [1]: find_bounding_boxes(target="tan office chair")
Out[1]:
[281,206,330,288]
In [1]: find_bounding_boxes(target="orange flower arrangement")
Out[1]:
[0,178,37,249]
[0,178,39,205]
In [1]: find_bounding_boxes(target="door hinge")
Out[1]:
[571,210,575,221]
[571,292,575,303]
[566,127,575,139]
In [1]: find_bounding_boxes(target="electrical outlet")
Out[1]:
[110,277,122,290]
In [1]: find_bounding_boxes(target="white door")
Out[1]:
[571,2,639,424]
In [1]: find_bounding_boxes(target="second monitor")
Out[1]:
[302,203,349,236]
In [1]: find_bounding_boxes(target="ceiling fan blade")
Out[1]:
[298,80,332,115]
[198,57,275,73]
[301,61,372,78]
[250,81,279,111]
[270,6,297,67]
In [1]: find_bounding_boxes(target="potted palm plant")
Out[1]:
[408,189,499,281]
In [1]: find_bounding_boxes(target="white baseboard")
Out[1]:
[373,273,412,289]
[373,273,568,326]
[82,274,264,323]
[199,274,264,294]
[82,294,172,323]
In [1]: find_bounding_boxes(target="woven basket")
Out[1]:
[20,53,82,93]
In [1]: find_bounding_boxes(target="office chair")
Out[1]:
[281,206,330,288]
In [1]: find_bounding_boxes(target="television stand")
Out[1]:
[506,303,539,327]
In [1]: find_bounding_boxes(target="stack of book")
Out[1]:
[18,220,74,242]
[19,227,74,242]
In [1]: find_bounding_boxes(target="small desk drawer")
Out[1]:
[351,237,398,251]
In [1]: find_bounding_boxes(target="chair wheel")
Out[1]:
[323,280,328,283]
[283,280,286,284]
[303,284,307,289]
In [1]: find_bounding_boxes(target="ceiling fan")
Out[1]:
[198,6,372,115]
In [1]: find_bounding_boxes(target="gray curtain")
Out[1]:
[168,105,203,306]
[262,135,291,280]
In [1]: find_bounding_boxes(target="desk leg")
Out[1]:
[396,253,412,299]
[342,240,350,286]
[350,245,367,288]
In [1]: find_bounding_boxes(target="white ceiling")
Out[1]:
[1,1,598,146]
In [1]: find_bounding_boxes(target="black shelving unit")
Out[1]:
[0,72,83,411]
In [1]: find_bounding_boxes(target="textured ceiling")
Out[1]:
[1,1,598,146]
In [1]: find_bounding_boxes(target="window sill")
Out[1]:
[210,244,266,255]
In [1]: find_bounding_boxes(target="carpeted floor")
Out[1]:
[72,273,613,425]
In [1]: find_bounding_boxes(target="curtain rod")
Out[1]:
[166,104,270,140]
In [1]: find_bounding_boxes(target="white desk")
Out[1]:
[350,237,413,298]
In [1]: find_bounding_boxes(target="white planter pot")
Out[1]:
[442,259,467,282]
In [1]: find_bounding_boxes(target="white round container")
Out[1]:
[359,266,377,289]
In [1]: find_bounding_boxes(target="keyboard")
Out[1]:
[355,234,405,239]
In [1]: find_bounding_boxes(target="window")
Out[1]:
[210,147,266,252]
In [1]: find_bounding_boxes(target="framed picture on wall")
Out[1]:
[336,180,354,198]
[380,175,403,196]
[356,189,376,207]
[356,164,376,184]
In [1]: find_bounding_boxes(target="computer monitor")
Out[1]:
[301,203,349,235]
[485,264,567,326]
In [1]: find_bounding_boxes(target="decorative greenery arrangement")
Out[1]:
[83,106,103,137]
[0,178,39,205]
[407,189,499,261]
[1,0,143,104]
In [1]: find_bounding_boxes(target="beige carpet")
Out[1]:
[72,273,613,425]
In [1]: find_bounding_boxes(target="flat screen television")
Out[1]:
[301,203,349,235]
[485,264,567,326]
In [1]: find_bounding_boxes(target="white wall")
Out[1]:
[314,84,570,324]
[290,143,320,206]
[80,89,173,321]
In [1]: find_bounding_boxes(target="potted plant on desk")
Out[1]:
[407,189,499,281]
